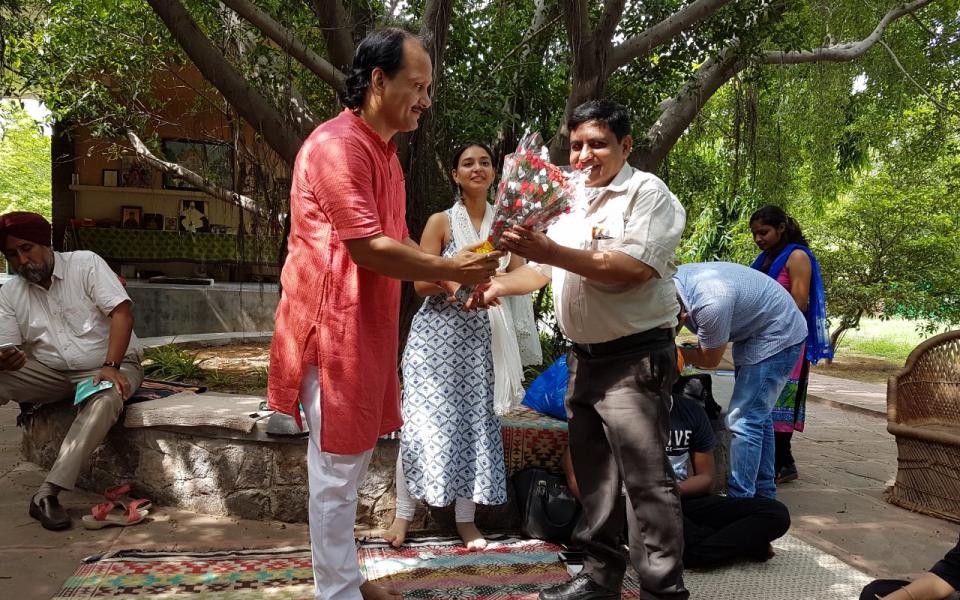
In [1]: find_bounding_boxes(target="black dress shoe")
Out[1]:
[539,574,619,600]
[29,494,71,530]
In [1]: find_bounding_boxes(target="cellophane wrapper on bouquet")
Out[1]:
[455,132,583,304]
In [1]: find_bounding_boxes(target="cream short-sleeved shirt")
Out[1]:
[531,163,686,345]
[0,250,141,371]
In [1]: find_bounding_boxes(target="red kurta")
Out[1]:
[268,109,408,455]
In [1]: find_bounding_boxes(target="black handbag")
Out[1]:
[513,467,581,544]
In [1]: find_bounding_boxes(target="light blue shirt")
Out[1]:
[674,262,807,366]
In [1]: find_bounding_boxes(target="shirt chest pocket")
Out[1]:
[590,213,626,251]
[64,305,101,337]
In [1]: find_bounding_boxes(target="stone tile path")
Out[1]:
[807,372,888,417]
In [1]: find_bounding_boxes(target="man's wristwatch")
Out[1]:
[102,360,121,369]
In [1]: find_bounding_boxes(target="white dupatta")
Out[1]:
[450,201,525,415]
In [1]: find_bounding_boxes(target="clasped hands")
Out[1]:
[443,226,554,310]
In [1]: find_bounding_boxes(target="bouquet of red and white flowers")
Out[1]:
[455,132,583,304]
[474,132,578,254]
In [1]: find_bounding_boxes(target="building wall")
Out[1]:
[67,66,285,235]
[59,66,290,281]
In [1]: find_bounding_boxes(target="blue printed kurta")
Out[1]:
[399,211,506,506]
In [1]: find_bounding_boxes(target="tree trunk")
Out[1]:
[145,0,304,165]
[549,42,607,163]
[396,0,455,352]
[829,310,864,356]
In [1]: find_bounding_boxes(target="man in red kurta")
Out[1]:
[268,28,500,600]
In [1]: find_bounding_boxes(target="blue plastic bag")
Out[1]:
[522,356,569,421]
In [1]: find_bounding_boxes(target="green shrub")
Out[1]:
[143,345,206,381]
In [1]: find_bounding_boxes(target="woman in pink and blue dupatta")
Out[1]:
[749,205,833,484]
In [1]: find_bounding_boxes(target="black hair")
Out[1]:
[749,205,809,247]
[567,99,632,141]
[450,141,495,194]
[338,28,424,109]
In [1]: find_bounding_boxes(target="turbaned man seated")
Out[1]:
[0,212,143,530]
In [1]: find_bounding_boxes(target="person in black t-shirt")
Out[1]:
[562,392,791,568]
[860,536,960,599]
[667,394,791,568]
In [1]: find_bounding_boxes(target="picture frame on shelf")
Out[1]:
[120,205,142,229]
[121,155,152,188]
[239,161,259,195]
[179,199,210,233]
[161,139,233,191]
[142,213,164,231]
[164,216,178,231]
[102,169,119,187]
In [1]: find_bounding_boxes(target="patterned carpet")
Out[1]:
[53,547,315,599]
[358,535,641,599]
[500,406,568,476]
[52,533,871,599]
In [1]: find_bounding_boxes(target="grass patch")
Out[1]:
[201,367,268,393]
[143,345,207,381]
[202,369,236,389]
[834,318,939,362]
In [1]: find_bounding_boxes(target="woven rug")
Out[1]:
[126,379,206,405]
[358,534,642,599]
[499,406,568,476]
[52,533,872,599]
[53,547,314,599]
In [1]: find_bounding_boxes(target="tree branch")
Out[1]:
[758,0,934,64]
[420,0,455,80]
[609,0,735,72]
[494,0,559,159]
[219,0,346,93]
[487,11,561,76]
[560,0,591,54]
[597,0,626,43]
[878,40,956,114]
[125,130,270,218]
[287,83,320,137]
[308,0,356,71]
[641,45,746,171]
[145,0,304,165]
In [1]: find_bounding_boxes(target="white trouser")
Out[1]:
[394,450,477,523]
[301,365,374,600]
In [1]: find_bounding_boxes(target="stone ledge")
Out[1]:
[20,401,520,530]
[139,331,273,349]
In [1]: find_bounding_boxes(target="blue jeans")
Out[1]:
[727,343,803,499]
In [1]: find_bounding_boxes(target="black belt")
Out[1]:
[574,328,674,357]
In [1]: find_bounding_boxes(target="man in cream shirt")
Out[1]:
[0,212,143,531]
[480,100,688,600]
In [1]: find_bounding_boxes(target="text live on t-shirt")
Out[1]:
[665,395,716,481]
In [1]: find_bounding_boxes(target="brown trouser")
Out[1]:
[0,358,143,490]
[567,328,688,600]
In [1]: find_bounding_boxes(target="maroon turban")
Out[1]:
[0,212,52,248]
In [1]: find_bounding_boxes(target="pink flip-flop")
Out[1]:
[81,498,149,529]
[104,483,153,513]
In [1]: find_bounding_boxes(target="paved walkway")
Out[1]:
[807,372,888,416]
[1,372,958,599]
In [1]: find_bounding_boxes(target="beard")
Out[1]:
[16,255,54,284]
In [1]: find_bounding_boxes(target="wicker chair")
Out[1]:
[887,330,960,523]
